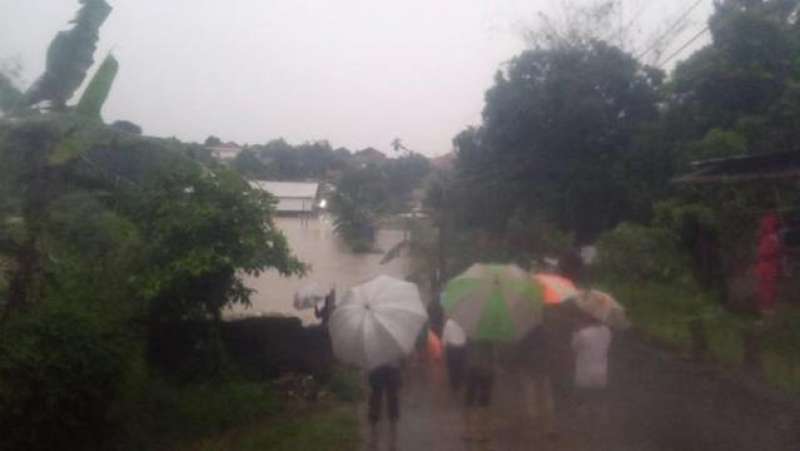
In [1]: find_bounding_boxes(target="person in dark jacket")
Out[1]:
[367,362,402,448]
[443,319,467,392]
[516,321,558,439]
[314,288,336,325]
[463,340,496,441]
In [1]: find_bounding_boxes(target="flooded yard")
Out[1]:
[227,215,412,324]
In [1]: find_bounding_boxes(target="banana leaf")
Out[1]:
[76,54,119,119]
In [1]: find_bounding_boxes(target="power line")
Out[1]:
[659,25,710,68]
[637,0,706,61]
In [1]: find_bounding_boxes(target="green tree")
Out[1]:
[124,167,304,321]
[666,0,800,161]
[456,40,663,242]
[329,166,388,252]
[204,135,222,146]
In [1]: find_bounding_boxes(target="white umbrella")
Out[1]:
[567,289,630,329]
[329,275,428,370]
[293,282,327,310]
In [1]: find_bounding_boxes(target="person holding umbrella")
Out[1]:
[328,275,428,447]
[367,361,402,431]
[564,289,627,440]
[463,338,497,440]
[442,318,467,392]
[314,288,336,326]
[442,264,544,442]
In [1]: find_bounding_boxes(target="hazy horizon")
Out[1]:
[0,0,713,156]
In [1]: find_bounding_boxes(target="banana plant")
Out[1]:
[76,53,119,120]
[20,0,112,111]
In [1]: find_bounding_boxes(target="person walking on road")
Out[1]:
[570,315,612,439]
[516,318,559,439]
[443,319,468,392]
[463,340,496,441]
[367,361,402,447]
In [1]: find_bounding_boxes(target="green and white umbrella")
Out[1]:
[442,264,544,342]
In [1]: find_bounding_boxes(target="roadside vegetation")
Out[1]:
[0,2,360,450]
[418,0,800,392]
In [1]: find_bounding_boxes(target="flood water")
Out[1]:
[226,215,411,324]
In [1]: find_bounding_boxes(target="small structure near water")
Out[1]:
[250,181,321,215]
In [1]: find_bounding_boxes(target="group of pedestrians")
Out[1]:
[364,301,614,446]
[446,304,612,442]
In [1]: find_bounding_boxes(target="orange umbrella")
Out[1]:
[533,273,578,304]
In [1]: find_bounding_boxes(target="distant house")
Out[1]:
[208,143,242,160]
[353,147,387,166]
[250,181,320,214]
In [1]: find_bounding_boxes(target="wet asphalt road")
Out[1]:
[359,334,800,451]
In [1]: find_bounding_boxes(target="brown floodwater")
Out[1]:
[226,215,411,324]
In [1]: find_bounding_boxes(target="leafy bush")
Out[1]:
[596,222,694,285]
[505,209,574,261]
[184,404,360,451]
[761,309,800,393]
[111,378,280,450]
[327,367,364,402]
[0,303,133,451]
[601,280,709,351]
[234,405,359,451]
[127,168,304,319]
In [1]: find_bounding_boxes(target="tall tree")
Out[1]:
[457,40,663,242]
[666,0,800,161]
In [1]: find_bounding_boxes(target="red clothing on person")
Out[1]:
[756,213,782,313]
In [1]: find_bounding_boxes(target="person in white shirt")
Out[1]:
[570,315,613,439]
[571,319,612,389]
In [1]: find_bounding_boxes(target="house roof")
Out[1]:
[673,151,800,184]
[249,181,320,213]
[250,181,319,199]
[208,144,242,160]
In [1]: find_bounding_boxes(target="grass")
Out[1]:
[705,314,746,366]
[182,403,360,451]
[602,277,800,392]
[761,308,800,394]
[327,367,364,403]
[763,352,800,395]
[125,368,363,451]
[117,380,282,450]
[599,280,700,353]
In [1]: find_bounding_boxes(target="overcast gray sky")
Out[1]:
[1,1,713,156]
